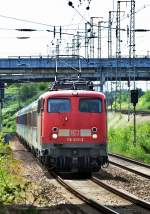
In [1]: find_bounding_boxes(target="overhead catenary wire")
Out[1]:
[0,13,84,28]
[0,2,148,31]
[0,26,88,38]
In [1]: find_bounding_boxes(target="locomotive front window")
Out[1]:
[79,98,102,113]
[48,99,71,113]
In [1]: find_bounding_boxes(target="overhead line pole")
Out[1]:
[108,11,113,59]
[108,10,117,111]
[90,17,94,58]
[129,0,136,145]
[127,0,135,122]
[85,22,89,58]
[115,1,121,111]
[98,21,102,59]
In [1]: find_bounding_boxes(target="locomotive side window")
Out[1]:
[79,98,102,113]
[48,99,71,113]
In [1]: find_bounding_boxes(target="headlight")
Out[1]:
[92,134,98,139]
[52,133,58,139]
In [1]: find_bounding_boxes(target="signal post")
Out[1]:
[131,89,139,145]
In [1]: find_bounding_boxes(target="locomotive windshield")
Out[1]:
[79,98,102,113]
[48,98,71,113]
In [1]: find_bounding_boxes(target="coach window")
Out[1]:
[48,99,71,113]
[32,111,37,127]
[79,98,102,113]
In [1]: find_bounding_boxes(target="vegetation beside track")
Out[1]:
[0,135,67,212]
[136,90,150,111]
[1,83,49,208]
[2,82,49,133]
[108,119,150,164]
[107,90,150,164]
[0,135,28,206]
[108,90,150,112]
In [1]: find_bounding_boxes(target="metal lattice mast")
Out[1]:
[117,1,122,112]
[128,0,136,86]
[85,23,89,58]
[130,0,136,145]
[129,0,136,84]
[90,17,94,58]
[129,0,135,59]
[114,1,121,111]
[108,10,118,111]
[98,21,102,58]
[76,31,80,57]
[128,0,135,120]
[108,11,113,110]
[108,11,112,58]
[56,39,60,57]
[116,1,121,59]
[72,37,75,56]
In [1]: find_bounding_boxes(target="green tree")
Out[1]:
[20,84,37,101]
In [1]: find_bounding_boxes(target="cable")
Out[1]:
[0,27,88,38]
[0,14,54,27]
[0,13,85,29]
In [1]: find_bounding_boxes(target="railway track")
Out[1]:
[11,137,150,213]
[51,171,150,214]
[51,171,116,214]
[108,109,150,116]
[91,176,150,210]
[108,153,150,179]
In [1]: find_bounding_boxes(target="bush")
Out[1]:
[20,85,37,101]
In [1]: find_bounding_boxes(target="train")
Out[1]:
[16,79,108,174]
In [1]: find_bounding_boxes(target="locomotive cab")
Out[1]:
[38,80,108,173]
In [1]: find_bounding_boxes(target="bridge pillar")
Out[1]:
[100,81,105,92]
[98,68,105,92]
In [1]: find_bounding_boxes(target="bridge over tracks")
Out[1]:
[0,56,150,82]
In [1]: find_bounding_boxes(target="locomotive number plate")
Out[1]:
[67,137,84,142]
[70,129,80,136]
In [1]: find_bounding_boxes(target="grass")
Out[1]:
[110,90,150,113]
[108,120,150,164]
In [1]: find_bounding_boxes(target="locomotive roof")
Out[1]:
[39,90,105,99]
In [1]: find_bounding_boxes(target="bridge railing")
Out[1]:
[6,54,150,59]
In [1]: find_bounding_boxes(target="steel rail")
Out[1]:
[91,176,150,211]
[51,171,119,214]
[108,153,150,179]
[108,109,150,116]
[109,153,150,169]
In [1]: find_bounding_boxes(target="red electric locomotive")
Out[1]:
[16,79,108,174]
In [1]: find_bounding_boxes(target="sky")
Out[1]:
[0,0,150,57]
[0,0,112,56]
